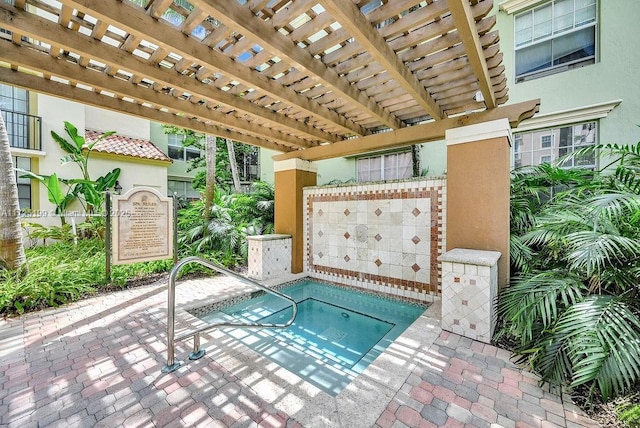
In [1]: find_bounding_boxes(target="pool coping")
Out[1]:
[172,273,442,427]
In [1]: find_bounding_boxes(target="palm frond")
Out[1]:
[565,231,640,276]
[584,191,640,220]
[556,296,640,400]
[497,271,587,343]
[509,234,534,273]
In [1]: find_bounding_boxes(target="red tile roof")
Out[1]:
[84,130,172,163]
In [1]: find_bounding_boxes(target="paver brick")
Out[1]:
[376,409,396,428]
[0,278,601,428]
[410,386,434,404]
[396,405,422,427]
[420,405,448,426]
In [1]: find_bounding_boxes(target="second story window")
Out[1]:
[167,134,201,162]
[540,134,552,148]
[515,0,597,81]
[0,84,27,113]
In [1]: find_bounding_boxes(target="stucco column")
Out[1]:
[274,158,317,274]
[445,118,512,289]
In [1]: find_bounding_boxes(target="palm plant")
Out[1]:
[498,146,640,401]
[177,182,275,267]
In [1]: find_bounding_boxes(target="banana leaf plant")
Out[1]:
[18,122,120,225]
[15,171,75,225]
[50,121,120,215]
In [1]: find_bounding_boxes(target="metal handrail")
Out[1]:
[162,256,298,373]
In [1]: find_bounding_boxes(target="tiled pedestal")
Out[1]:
[439,248,500,343]
[247,234,292,280]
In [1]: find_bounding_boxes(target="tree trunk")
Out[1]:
[226,138,242,193]
[204,134,217,220]
[0,113,26,270]
[411,144,422,177]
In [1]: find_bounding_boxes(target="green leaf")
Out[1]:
[556,296,640,401]
[63,121,85,150]
[46,173,65,206]
[51,130,79,155]
[94,168,121,191]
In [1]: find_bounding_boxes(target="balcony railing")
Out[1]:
[1,110,42,151]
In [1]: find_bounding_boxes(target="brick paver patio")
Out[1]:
[0,277,598,427]
[373,332,597,428]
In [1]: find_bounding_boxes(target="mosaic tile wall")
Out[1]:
[440,249,500,344]
[304,178,446,303]
[247,235,292,280]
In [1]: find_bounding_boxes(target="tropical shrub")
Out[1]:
[498,144,640,402]
[18,122,120,226]
[0,239,172,315]
[178,181,275,266]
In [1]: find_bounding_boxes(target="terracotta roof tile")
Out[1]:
[84,130,172,163]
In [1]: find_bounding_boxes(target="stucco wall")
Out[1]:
[24,95,168,230]
[304,178,446,303]
[84,106,150,140]
[260,144,447,186]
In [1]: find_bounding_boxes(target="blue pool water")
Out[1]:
[199,280,426,396]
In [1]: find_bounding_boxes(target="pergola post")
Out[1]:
[274,158,317,274]
[445,118,512,289]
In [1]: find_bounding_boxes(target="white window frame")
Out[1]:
[356,151,413,182]
[540,134,552,149]
[13,155,32,210]
[168,179,200,200]
[513,121,598,169]
[513,0,598,81]
[167,134,201,162]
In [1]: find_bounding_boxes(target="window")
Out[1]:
[357,151,412,182]
[514,121,597,169]
[540,134,552,148]
[0,84,43,151]
[167,134,201,162]
[237,146,260,182]
[0,0,13,40]
[515,0,597,80]
[0,84,28,113]
[13,156,31,210]
[168,180,200,200]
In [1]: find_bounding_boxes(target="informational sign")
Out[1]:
[112,187,173,265]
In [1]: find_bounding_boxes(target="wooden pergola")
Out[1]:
[1,0,540,281]
[0,0,539,159]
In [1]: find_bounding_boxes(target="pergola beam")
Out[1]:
[318,0,443,121]
[0,2,330,145]
[58,0,347,141]
[192,0,402,131]
[446,0,497,109]
[273,99,540,161]
[0,68,291,153]
[0,43,311,149]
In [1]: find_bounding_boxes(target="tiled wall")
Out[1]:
[304,178,446,303]
[247,235,292,280]
[439,249,500,343]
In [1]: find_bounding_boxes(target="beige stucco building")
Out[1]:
[2,90,177,226]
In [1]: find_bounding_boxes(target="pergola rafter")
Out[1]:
[0,0,537,156]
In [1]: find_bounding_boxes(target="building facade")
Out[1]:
[1,88,187,224]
